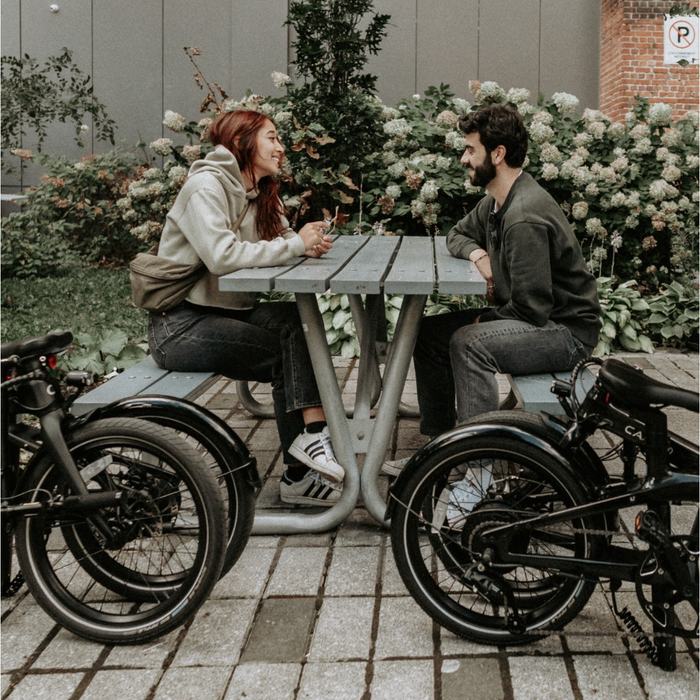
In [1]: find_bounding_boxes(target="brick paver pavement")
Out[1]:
[2,352,698,699]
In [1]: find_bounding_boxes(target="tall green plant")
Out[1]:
[1,48,116,171]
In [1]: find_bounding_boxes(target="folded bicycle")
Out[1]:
[2,332,258,644]
[387,357,698,671]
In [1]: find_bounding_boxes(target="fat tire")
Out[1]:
[15,417,226,644]
[390,434,602,645]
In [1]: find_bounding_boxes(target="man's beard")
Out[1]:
[469,152,497,188]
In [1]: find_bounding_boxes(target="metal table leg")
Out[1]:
[251,292,360,534]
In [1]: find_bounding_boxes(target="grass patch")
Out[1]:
[1,266,148,344]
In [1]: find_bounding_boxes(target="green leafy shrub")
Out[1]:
[1,149,143,276]
[1,47,116,172]
[59,329,147,375]
[595,278,654,356]
[646,280,699,348]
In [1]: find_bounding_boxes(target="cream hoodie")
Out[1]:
[157,144,306,310]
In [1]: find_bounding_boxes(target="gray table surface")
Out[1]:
[220,235,485,533]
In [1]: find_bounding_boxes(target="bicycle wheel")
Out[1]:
[390,434,602,645]
[14,417,226,644]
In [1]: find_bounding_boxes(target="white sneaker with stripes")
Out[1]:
[279,470,342,506]
[288,426,345,483]
[381,456,411,476]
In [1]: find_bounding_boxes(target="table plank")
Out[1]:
[275,235,368,293]
[383,237,435,294]
[434,236,486,295]
[218,256,306,293]
[329,236,400,295]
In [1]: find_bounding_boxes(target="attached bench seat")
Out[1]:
[507,367,597,416]
[72,356,217,416]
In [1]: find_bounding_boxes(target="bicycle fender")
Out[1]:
[385,422,595,522]
[70,395,261,489]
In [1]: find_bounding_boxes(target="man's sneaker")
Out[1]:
[279,470,342,506]
[289,427,344,483]
[431,463,493,531]
[381,456,411,477]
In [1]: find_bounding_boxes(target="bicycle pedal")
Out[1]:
[635,510,669,548]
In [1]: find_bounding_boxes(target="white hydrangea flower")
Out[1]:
[583,108,607,123]
[445,131,466,151]
[585,217,606,237]
[572,167,593,187]
[686,153,700,169]
[147,181,164,196]
[386,184,402,199]
[541,163,559,180]
[572,201,589,219]
[383,118,412,139]
[479,81,506,103]
[532,110,554,125]
[435,155,452,170]
[451,97,471,115]
[150,137,174,156]
[539,143,563,164]
[507,87,531,104]
[388,161,408,178]
[678,196,691,211]
[163,110,186,133]
[607,122,626,139]
[275,111,293,125]
[662,164,682,182]
[123,208,138,222]
[692,191,700,203]
[419,180,439,202]
[529,121,554,144]
[683,110,699,127]
[610,192,626,207]
[560,155,584,179]
[611,155,629,172]
[142,167,162,181]
[116,197,132,210]
[517,102,536,116]
[630,124,650,140]
[585,182,600,197]
[382,150,399,165]
[411,199,427,216]
[648,102,672,126]
[522,155,529,168]
[660,128,684,148]
[552,92,579,114]
[626,192,641,208]
[271,71,291,89]
[587,121,606,139]
[625,214,639,229]
[168,165,188,181]
[649,179,679,201]
[575,147,590,161]
[573,132,593,148]
[382,106,401,120]
[632,137,653,155]
[182,144,201,163]
[436,110,459,128]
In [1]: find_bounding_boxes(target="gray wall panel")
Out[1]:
[2,0,601,188]
[1,0,21,188]
[19,0,93,184]
[416,0,479,99]
[93,1,163,150]
[479,0,541,97]
[540,0,599,111]
[229,0,288,99]
[370,0,417,106]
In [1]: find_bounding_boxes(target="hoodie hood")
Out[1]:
[187,145,258,200]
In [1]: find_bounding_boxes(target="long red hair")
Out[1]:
[207,110,286,241]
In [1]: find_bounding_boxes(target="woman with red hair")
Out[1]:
[149,110,344,506]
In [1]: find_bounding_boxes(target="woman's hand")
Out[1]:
[299,221,333,257]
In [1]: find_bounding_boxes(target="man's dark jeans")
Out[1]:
[414,309,590,436]
[148,301,321,464]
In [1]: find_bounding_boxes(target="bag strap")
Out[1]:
[231,201,250,233]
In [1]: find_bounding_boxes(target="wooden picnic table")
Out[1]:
[219,235,486,533]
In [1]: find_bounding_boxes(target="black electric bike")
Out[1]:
[387,357,698,671]
[1,332,258,644]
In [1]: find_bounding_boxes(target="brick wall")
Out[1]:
[600,0,699,121]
